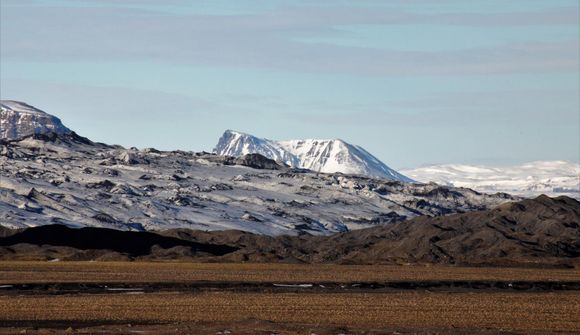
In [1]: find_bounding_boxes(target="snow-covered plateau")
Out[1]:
[402,161,580,198]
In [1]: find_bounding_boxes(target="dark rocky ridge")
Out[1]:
[0,225,237,258]
[1,196,579,267]
[234,153,284,170]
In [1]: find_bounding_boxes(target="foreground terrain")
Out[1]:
[2,291,579,334]
[4,261,580,283]
[0,262,579,334]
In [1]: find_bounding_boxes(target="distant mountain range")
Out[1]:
[403,161,580,198]
[214,130,413,182]
[1,100,515,235]
[0,130,512,234]
[1,100,577,200]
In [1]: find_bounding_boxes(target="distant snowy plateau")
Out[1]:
[0,100,577,235]
[403,161,579,199]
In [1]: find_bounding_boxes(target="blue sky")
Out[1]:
[1,0,578,169]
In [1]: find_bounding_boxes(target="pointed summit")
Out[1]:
[214,130,299,167]
[1,101,72,140]
[214,130,413,182]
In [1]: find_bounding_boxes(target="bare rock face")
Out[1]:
[0,101,71,140]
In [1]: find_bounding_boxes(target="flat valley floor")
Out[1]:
[0,262,579,334]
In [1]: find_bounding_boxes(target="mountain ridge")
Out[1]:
[0,131,513,235]
[2,195,578,267]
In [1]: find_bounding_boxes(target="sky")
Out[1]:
[1,0,578,169]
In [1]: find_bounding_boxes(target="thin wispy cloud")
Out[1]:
[1,0,578,167]
[2,2,578,76]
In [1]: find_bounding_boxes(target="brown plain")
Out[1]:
[2,261,580,283]
[1,291,579,334]
[1,262,580,334]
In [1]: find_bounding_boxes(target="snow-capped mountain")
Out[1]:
[402,161,580,198]
[214,130,413,182]
[0,101,71,140]
[0,102,514,235]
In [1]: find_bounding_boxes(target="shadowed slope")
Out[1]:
[166,195,580,266]
[0,225,238,257]
[318,195,580,265]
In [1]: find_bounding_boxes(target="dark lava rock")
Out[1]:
[86,180,116,191]
[0,224,238,257]
[92,213,117,223]
[235,154,282,170]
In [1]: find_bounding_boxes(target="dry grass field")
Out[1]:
[1,262,579,334]
[1,291,579,334]
[1,261,580,284]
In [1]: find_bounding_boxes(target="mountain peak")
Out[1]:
[1,100,72,140]
[1,100,47,115]
[223,129,250,137]
[214,130,413,182]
